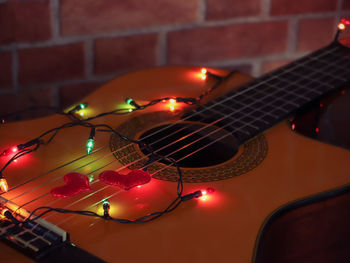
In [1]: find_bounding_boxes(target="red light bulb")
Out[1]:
[199,187,215,201]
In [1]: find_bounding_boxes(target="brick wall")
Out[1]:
[0,0,349,117]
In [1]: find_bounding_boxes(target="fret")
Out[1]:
[195,42,350,145]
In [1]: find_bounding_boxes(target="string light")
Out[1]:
[0,70,230,226]
[103,199,110,217]
[86,128,96,154]
[69,103,88,114]
[201,68,207,80]
[338,23,346,31]
[335,18,350,41]
[0,178,8,192]
[199,187,215,201]
[338,18,350,30]
[169,98,176,112]
[79,103,87,110]
[125,98,141,109]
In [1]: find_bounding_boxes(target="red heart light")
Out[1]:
[50,172,92,198]
[98,169,151,190]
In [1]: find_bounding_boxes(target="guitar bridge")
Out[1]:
[0,196,68,260]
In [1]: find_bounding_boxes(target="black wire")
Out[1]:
[0,105,79,122]
[0,69,228,226]
[22,156,186,225]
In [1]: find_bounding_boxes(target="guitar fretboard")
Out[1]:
[190,42,350,144]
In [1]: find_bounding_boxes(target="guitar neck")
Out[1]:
[193,41,350,145]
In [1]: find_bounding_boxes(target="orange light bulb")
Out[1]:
[0,178,8,192]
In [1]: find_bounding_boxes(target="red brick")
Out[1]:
[261,59,292,74]
[59,81,105,108]
[343,0,350,9]
[0,88,53,119]
[18,43,85,86]
[206,0,260,20]
[0,52,12,90]
[297,18,335,52]
[0,0,51,44]
[94,34,158,75]
[61,0,199,35]
[271,0,337,15]
[168,22,288,64]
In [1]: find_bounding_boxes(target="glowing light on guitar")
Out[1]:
[199,188,215,201]
[168,98,176,112]
[1,146,18,157]
[0,178,9,192]
[338,23,346,30]
[338,18,350,31]
[86,139,94,154]
[86,128,96,155]
[102,199,110,217]
[97,200,117,217]
[201,68,207,80]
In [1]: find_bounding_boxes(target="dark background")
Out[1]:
[0,0,349,117]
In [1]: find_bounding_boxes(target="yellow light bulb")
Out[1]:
[338,23,346,30]
[0,178,9,192]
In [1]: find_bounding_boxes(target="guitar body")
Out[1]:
[0,66,349,263]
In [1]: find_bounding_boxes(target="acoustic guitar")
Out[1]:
[0,37,350,263]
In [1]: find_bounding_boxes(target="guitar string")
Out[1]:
[2,145,108,195]
[12,85,277,211]
[48,45,349,220]
[3,43,339,199]
[4,43,340,198]
[9,60,328,208]
[25,46,349,221]
[42,61,350,224]
[24,45,350,228]
[6,44,342,208]
[5,43,344,211]
[20,46,350,227]
[8,44,344,212]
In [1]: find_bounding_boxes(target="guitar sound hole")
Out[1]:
[138,122,238,168]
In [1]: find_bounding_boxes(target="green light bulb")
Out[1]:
[80,103,87,110]
[86,138,94,154]
[125,98,133,105]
